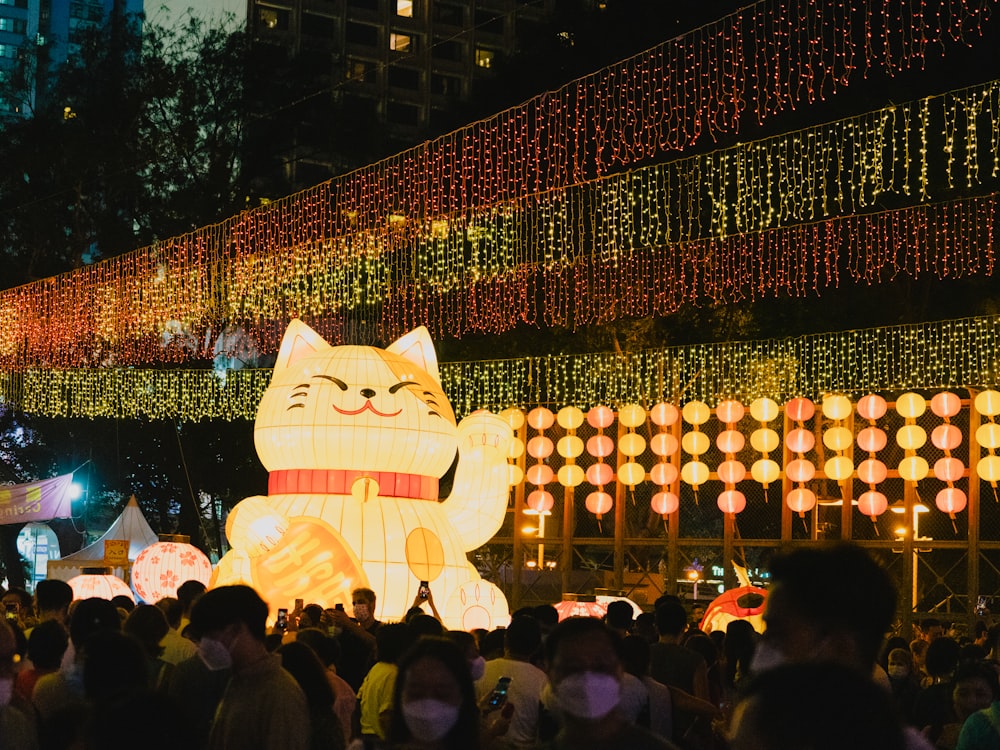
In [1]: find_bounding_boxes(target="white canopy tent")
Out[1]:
[45,496,158,582]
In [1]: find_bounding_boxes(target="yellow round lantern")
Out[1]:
[750,428,780,453]
[896,424,927,451]
[557,464,585,487]
[618,404,647,428]
[976,423,1000,450]
[749,397,779,423]
[556,406,585,430]
[896,392,926,419]
[617,462,645,487]
[68,567,135,603]
[681,461,710,487]
[557,435,585,459]
[226,497,290,558]
[977,455,1000,485]
[132,534,213,603]
[975,390,1000,417]
[507,465,524,486]
[898,456,930,482]
[682,401,711,426]
[823,426,853,452]
[824,456,854,482]
[618,433,647,458]
[500,408,525,430]
[751,458,780,486]
[821,395,852,421]
[507,438,525,460]
[682,431,711,456]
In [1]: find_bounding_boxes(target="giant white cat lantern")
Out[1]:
[211,320,513,629]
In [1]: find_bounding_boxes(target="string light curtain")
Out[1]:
[6,314,1000,421]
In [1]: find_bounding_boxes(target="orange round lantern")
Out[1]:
[717,490,747,514]
[936,487,967,515]
[786,428,815,454]
[68,567,135,603]
[526,490,554,514]
[587,405,615,429]
[527,407,555,430]
[717,460,746,485]
[857,459,888,484]
[785,398,815,422]
[786,488,817,515]
[586,435,614,458]
[934,457,965,483]
[931,424,963,451]
[585,491,613,517]
[857,490,888,518]
[716,400,745,424]
[649,403,680,426]
[856,394,887,421]
[857,427,888,453]
[527,436,554,459]
[786,458,816,483]
[716,430,745,454]
[526,464,555,486]
[586,462,614,486]
[132,535,213,603]
[649,462,679,486]
[931,391,962,418]
[651,492,679,516]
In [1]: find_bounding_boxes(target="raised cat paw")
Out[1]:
[456,410,512,459]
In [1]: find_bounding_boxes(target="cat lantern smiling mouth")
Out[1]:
[333,400,402,417]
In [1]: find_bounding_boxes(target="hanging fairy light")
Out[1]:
[855,394,889,524]
[649,402,680,521]
[974,390,1000,501]
[715,400,747,515]
[681,401,711,503]
[585,405,615,525]
[749,397,780,496]
[784,397,817,519]
[896,392,929,488]
[930,391,966,527]
[617,404,647,503]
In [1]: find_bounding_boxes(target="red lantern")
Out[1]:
[786,428,815,454]
[717,460,747,485]
[586,462,614,486]
[526,436,554,459]
[857,459,888,485]
[585,491,613,517]
[936,487,967,515]
[649,462,678,485]
[526,464,555,486]
[786,488,816,515]
[857,426,888,453]
[586,435,614,458]
[651,491,679,516]
[526,490,554,514]
[786,458,816,483]
[716,430,745,454]
[553,597,607,621]
[856,394,887,421]
[132,535,212,603]
[930,391,961,418]
[934,457,965,483]
[587,406,614,429]
[931,424,963,451]
[857,490,888,518]
[717,490,746,514]
[785,398,815,422]
[649,403,679,427]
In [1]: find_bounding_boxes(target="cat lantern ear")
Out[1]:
[272,319,331,382]
[386,327,441,383]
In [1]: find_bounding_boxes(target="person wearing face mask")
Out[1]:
[386,636,484,750]
[887,647,922,725]
[332,587,383,692]
[188,584,311,750]
[540,617,677,750]
[0,619,38,749]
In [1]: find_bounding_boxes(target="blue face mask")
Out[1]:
[197,636,232,671]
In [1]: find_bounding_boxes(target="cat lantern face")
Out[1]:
[254,321,459,478]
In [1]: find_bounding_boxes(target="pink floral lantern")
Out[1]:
[68,567,135,603]
[131,534,212,603]
[553,595,608,621]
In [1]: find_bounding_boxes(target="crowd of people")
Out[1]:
[1,544,1000,749]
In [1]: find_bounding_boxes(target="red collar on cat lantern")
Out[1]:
[268,469,439,500]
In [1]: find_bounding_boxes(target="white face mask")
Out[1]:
[402,698,461,742]
[198,636,233,672]
[353,603,371,621]
[888,664,910,679]
[0,677,12,707]
[749,641,786,675]
[469,656,486,682]
[555,671,621,720]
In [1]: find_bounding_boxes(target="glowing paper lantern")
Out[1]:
[934,457,965,483]
[975,390,1000,417]
[132,535,212,603]
[619,404,647,428]
[508,438,525,460]
[556,406,584,430]
[650,403,680,426]
[749,397,779,423]
[500,408,525,430]
[526,464,554,486]
[617,462,645,487]
[751,459,780,485]
[896,392,926,419]
[681,461,710,487]
[527,407,555,430]
[931,392,962,418]
[717,490,747,515]
[527,436,554,459]
[786,488,817,515]
[226,497,289,558]
[586,463,614,485]
[651,491,679,516]
[786,459,816,483]
[586,435,614,458]
[823,427,853,452]
[857,490,888,519]
[649,462,679,485]
[856,394,887,421]
[618,433,646,457]
[443,580,511,631]
[717,460,747,485]
[932,424,963,451]
[68,567,135,603]
[526,490,554,514]
[822,395,852,421]
[682,401,711,425]
[857,427,888,453]
[936,487,967,515]
[857,459,888,484]
[898,456,930,482]
[585,491,613,518]
[507,465,524,486]
[896,425,927,451]
[682,431,711,455]
[715,400,745,425]
[557,435,584,458]
[587,405,615,429]
[785,398,815,422]
[786,428,815,454]
[824,456,854,482]
[977,423,1000,450]
[750,428,779,453]
[717,430,745,454]
[650,433,679,457]
[553,597,607,621]
[977,455,1000,486]
[557,465,585,487]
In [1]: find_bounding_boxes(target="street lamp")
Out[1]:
[891,501,930,609]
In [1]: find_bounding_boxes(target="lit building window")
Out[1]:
[396,0,413,17]
[475,48,494,68]
[390,33,412,52]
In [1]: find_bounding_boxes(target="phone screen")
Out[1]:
[487,677,512,708]
[419,581,430,599]
[277,608,288,629]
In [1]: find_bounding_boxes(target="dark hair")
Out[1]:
[925,637,961,678]
[176,580,207,611]
[768,544,896,667]
[27,620,69,670]
[532,604,559,629]
[446,629,477,658]
[278,641,335,711]
[954,661,1000,700]
[409,613,444,638]
[480,628,506,660]
[388,637,481,750]
[724,620,757,688]
[82,630,149,704]
[505,615,542,657]
[296,627,341,668]
[880,636,910,668]
[544,617,622,669]
[376,622,413,664]
[301,604,324,627]
[605,600,634,630]
[921,617,943,632]
[111,595,136,613]
[619,634,651,677]
[655,600,688,636]
[69,598,122,648]
[35,579,73,613]
[155,597,184,629]
[124,604,170,658]
[735,662,906,750]
[188,585,269,642]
